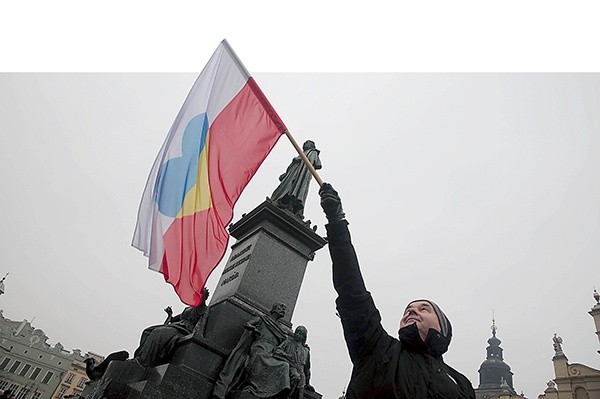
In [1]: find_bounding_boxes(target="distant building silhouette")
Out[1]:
[0,309,100,399]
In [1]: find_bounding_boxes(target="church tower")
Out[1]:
[475,316,517,399]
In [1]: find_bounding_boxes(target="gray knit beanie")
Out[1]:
[405,299,452,339]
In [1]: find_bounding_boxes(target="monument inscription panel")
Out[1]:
[211,234,259,305]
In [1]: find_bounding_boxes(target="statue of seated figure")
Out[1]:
[133,288,209,367]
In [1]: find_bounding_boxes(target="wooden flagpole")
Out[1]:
[283,130,323,186]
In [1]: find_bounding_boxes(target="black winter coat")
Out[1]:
[326,220,476,399]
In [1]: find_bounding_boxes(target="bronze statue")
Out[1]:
[271,140,321,218]
[274,325,314,399]
[212,302,291,399]
[133,288,209,367]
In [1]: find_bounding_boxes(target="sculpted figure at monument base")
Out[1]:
[212,302,292,399]
[274,326,314,399]
[133,288,209,367]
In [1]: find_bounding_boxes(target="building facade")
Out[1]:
[538,292,600,399]
[51,351,103,399]
[0,310,96,399]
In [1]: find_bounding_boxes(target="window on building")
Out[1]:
[0,357,11,370]
[0,380,9,390]
[8,383,20,393]
[18,364,31,377]
[8,360,22,373]
[574,387,589,399]
[56,385,68,398]
[41,371,54,384]
[16,386,29,399]
[30,367,42,380]
[31,391,42,399]
[77,377,87,388]
[65,373,75,384]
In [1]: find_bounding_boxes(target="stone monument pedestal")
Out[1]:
[205,200,327,352]
[90,200,325,399]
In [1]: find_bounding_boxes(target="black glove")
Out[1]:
[319,183,346,223]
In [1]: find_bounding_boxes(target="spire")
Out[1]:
[487,310,501,348]
[476,312,516,395]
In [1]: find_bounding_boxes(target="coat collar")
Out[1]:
[398,323,451,358]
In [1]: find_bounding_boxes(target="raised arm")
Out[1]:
[319,183,387,363]
[319,183,366,298]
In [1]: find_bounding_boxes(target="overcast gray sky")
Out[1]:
[1,3,600,399]
[1,72,599,399]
